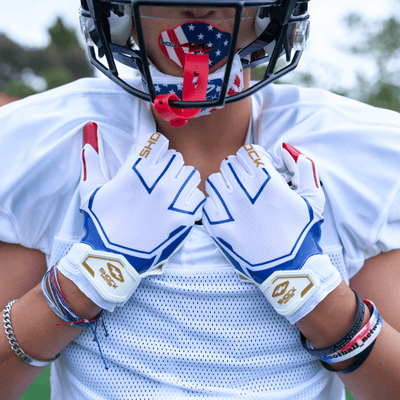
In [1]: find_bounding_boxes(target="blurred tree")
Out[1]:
[342,13,400,112]
[253,2,400,112]
[0,17,94,98]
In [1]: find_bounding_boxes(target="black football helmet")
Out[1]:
[79,0,309,124]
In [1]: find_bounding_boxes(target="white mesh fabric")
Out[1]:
[49,226,346,399]
[49,236,75,268]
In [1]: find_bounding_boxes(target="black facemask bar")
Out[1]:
[80,0,309,109]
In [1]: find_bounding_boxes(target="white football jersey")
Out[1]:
[1,77,400,399]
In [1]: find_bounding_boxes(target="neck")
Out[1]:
[153,76,251,193]
[151,72,252,193]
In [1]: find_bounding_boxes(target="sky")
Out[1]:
[0,0,397,91]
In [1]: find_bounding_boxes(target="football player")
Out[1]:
[1,0,400,399]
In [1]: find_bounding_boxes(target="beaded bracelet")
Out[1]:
[3,299,61,367]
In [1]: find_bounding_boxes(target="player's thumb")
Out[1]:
[281,143,324,215]
[80,122,110,203]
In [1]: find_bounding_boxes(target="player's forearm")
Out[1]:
[297,282,400,400]
[0,276,101,400]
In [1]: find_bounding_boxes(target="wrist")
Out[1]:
[296,282,369,349]
[57,269,102,320]
[298,285,383,374]
[57,243,142,311]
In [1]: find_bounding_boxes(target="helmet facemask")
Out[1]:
[79,0,310,126]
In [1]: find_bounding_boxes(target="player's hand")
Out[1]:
[202,143,341,324]
[58,122,205,311]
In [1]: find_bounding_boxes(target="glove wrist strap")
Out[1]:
[58,243,141,311]
[260,254,342,324]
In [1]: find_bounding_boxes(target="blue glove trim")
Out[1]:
[87,190,189,254]
[81,208,187,257]
[202,179,234,225]
[132,155,176,194]
[227,164,271,205]
[81,212,157,274]
[168,168,206,215]
[214,220,323,285]
[213,242,251,280]
[159,226,192,261]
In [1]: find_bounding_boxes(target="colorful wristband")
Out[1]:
[300,290,365,357]
[320,337,377,375]
[320,300,382,363]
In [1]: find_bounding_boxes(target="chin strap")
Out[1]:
[154,53,210,127]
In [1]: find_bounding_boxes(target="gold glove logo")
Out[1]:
[271,276,314,306]
[81,255,126,289]
[107,263,124,282]
[139,133,161,158]
[243,144,265,168]
[272,281,289,297]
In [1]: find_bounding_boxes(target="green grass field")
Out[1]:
[20,366,51,400]
[20,366,355,399]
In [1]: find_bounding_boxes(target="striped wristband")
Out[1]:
[300,290,365,357]
[301,292,382,375]
[320,299,382,364]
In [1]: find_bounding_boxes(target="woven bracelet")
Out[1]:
[42,265,109,370]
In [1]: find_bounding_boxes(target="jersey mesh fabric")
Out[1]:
[49,226,346,399]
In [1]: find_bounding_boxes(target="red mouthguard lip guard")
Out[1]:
[154,53,209,127]
[154,21,231,127]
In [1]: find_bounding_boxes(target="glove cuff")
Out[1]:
[58,243,141,311]
[259,254,342,324]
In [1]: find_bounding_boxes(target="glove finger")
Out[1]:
[133,132,170,167]
[171,166,205,220]
[203,172,233,224]
[281,143,319,190]
[80,122,109,204]
[219,143,271,191]
[157,149,185,178]
[220,154,250,186]
[237,144,274,173]
[222,146,283,204]
[281,143,325,215]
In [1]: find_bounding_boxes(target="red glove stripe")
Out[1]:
[306,156,319,189]
[282,143,319,189]
[282,142,301,162]
[82,149,87,182]
[83,122,99,154]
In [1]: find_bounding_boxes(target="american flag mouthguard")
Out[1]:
[154,21,232,127]
[158,21,231,69]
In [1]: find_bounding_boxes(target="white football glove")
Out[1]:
[58,122,205,311]
[202,143,341,324]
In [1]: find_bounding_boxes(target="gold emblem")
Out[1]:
[82,259,95,277]
[243,143,265,168]
[271,275,314,299]
[272,280,289,297]
[139,132,161,158]
[107,263,125,282]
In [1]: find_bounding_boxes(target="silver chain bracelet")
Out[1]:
[3,299,60,367]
